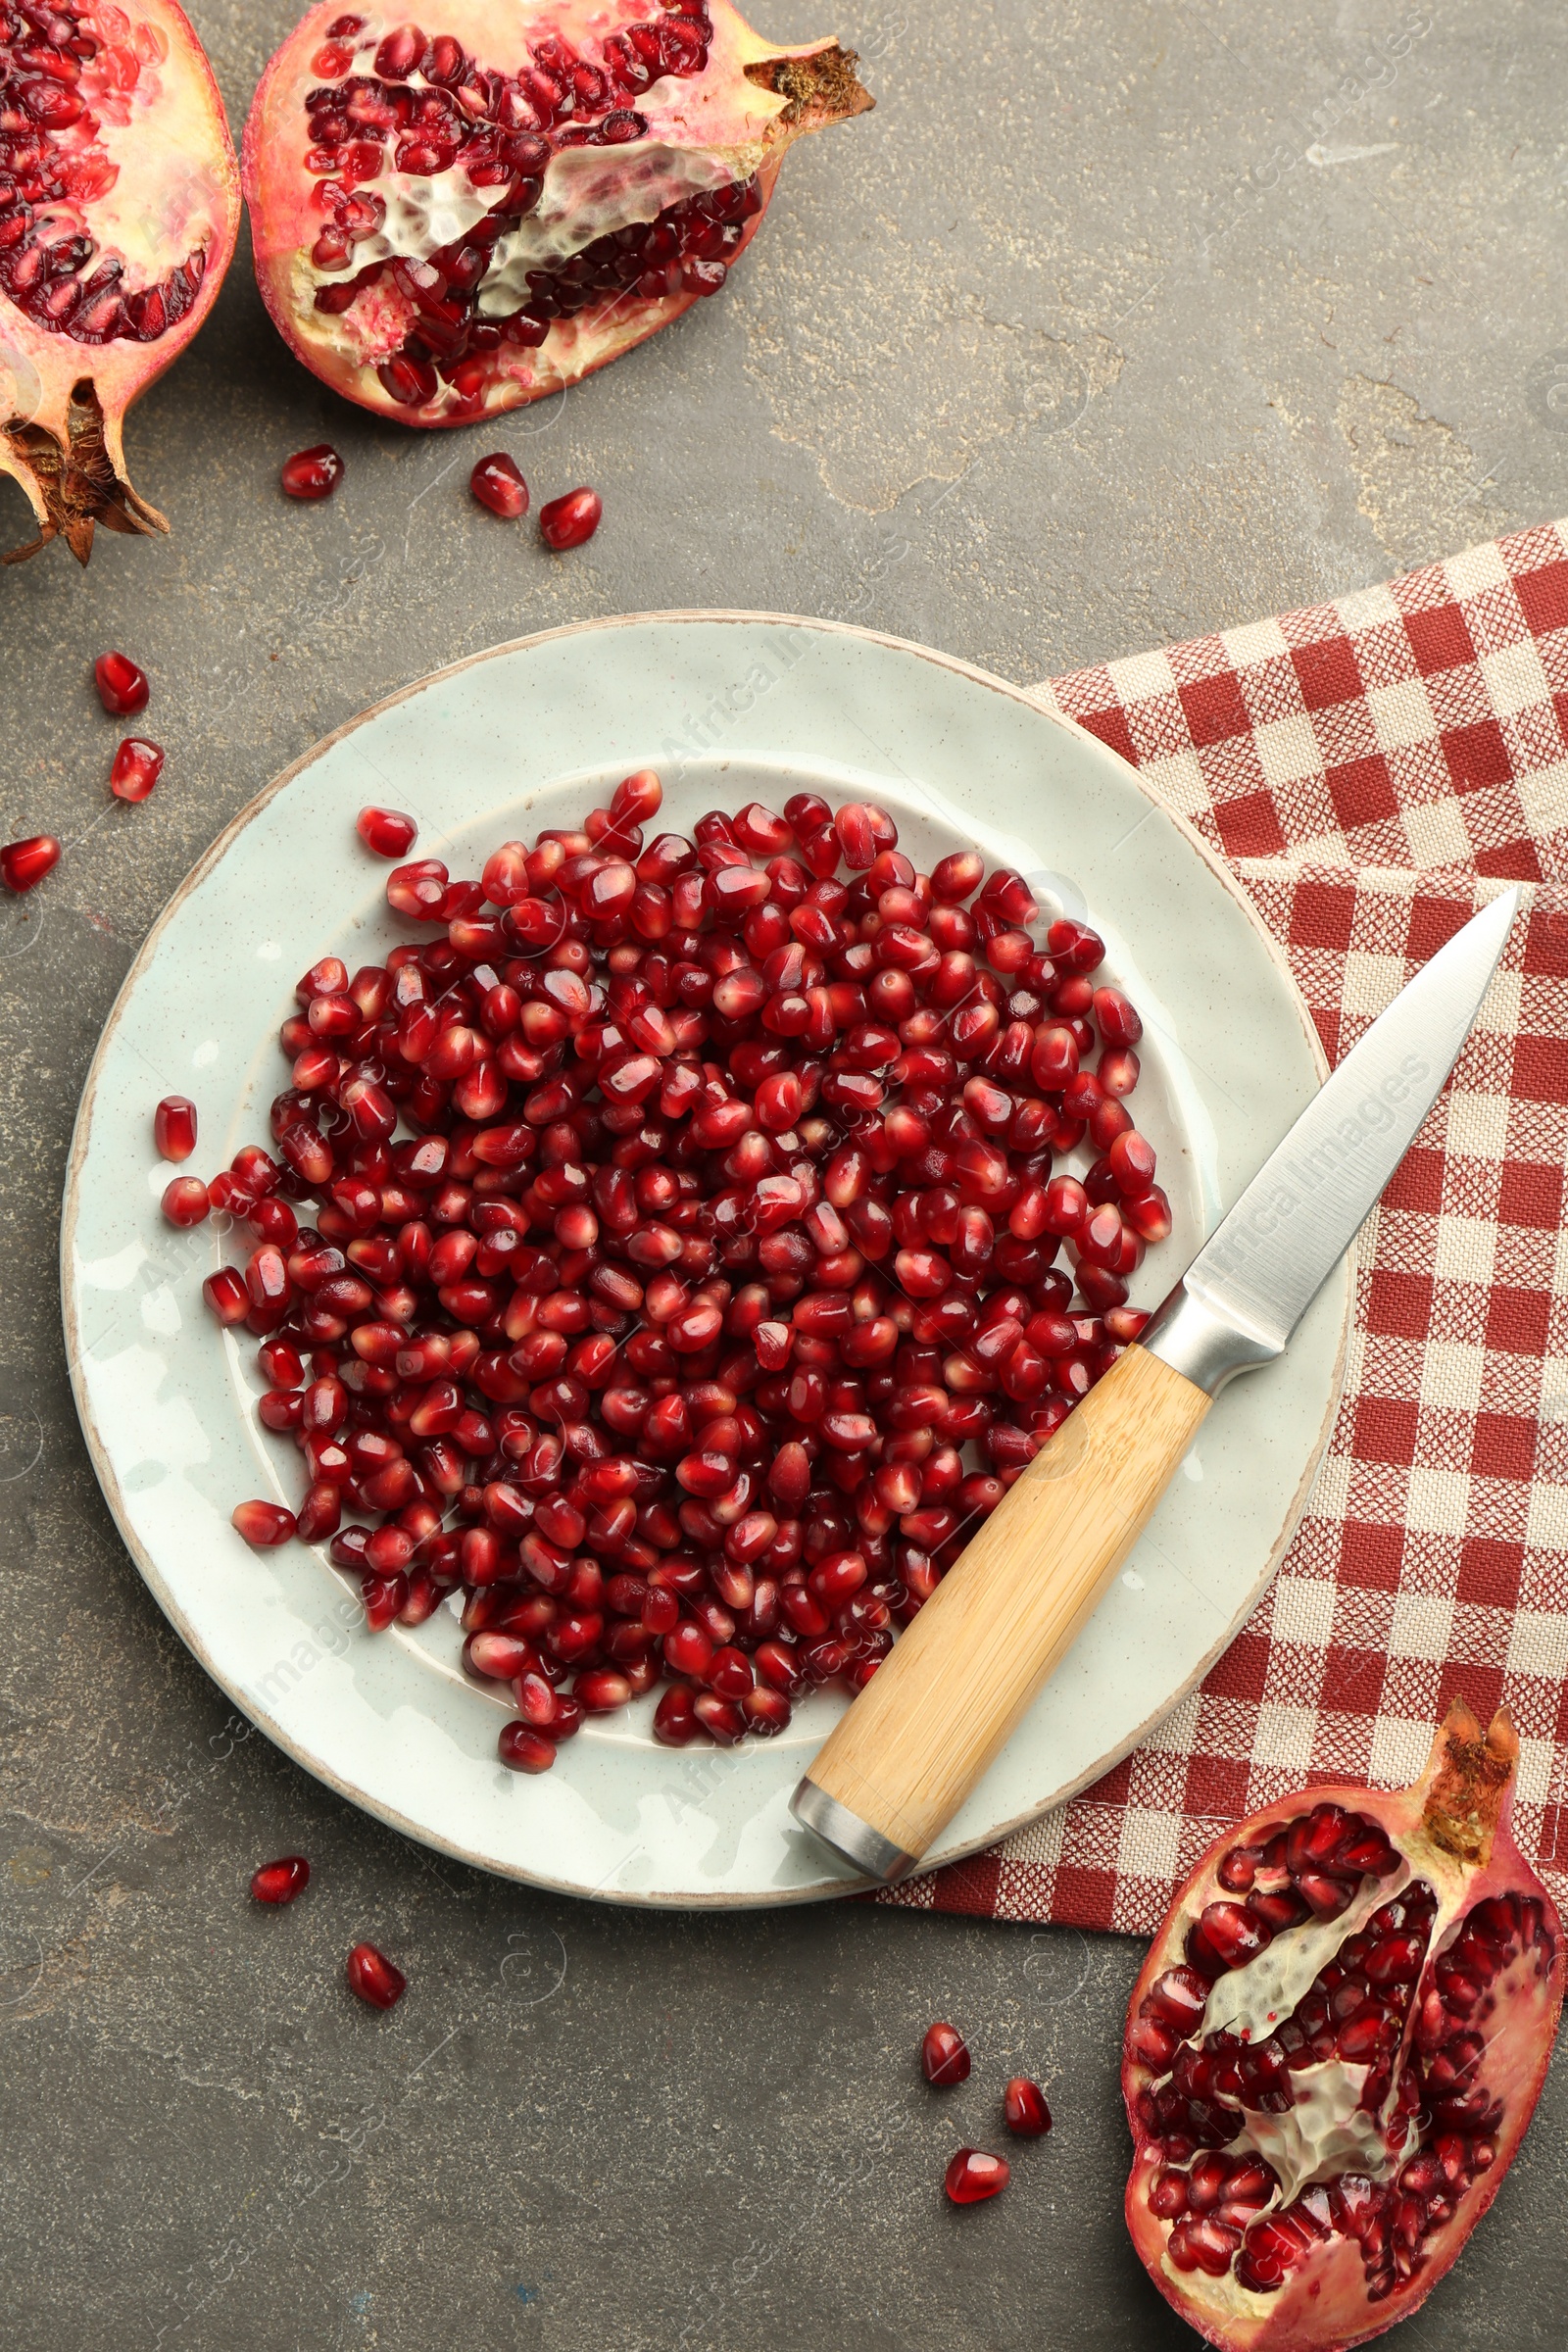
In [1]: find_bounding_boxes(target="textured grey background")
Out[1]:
[3,1,1566,2345]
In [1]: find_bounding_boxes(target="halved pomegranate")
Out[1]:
[0,0,241,562]
[240,0,872,426]
[1123,1702,1564,2349]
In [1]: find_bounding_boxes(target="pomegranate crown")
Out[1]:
[1420,1698,1518,1867]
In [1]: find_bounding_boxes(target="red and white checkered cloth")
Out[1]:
[878,518,1568,1936]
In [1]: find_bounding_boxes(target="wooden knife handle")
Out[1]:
[793,1344,1212,1877]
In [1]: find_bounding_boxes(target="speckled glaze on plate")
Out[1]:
[61,613,1350,1908]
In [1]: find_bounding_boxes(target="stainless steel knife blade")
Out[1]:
[1147,886,1520,1386]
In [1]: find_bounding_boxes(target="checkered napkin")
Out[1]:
[877,517,1568,1937]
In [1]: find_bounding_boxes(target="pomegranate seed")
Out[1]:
[94,650,149,714]
[110,737,165,801]
[470,452,529,518]
[1004,2078,1052,2135]
[163,1176,211,1227]
[499,1722,557,1772]
[231,1499,297,1545]
[539,487,602,549]
[1,835,61,893]
[945,2148,1009,2204]
[346,1940,406,2007]
[281,444,344,501]
[921,2021,971,2085]
[251,1855,310,1904]
[357,807,418,858]
[154,1095,198,1161]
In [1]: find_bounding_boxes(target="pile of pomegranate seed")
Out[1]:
[281,444,345,500]
[918,2020,1052,2200]
[1,835,61,894]
[251,1854,311,1903]
[192,772,1170,1769]
[539,487,601,550]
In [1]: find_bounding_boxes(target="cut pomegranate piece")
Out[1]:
[155,1095,197,1161]
[0,0,241,564]
[251,1854,311,1903]
[1004,2078,1052,2136]
[242,0,873,428]
[280,442,344,499]
[346,1939,406,2007]
[945,2148,1008,2205]
[539,486,600,550]
[470,451,528,518]
[1123,1702,1565,2350]
[110,738,165,801]
[94,651,150,713]
[921,2020,971,2085]
[357,806,418,857]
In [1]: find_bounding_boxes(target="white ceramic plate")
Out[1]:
[62,614,1349,1908]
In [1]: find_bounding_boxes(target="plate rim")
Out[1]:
[60,610,1351,1905]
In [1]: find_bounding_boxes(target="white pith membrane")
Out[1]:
[1126,1774,1563,2335]
[306,133,758,302]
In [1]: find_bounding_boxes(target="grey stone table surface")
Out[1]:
[3,1,1567,2345]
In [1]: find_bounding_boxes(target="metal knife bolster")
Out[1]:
[1141,1278,1285,1397]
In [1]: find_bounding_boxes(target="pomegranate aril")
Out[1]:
[470,452,528,518]
[921,2020,970,2085]
[231,1499,297,1545]
[1,836,61,894]
[163,1176,211,1227]
[945,2148,1008,2205]
[281,444,344,500]
[539,487,602,550]
[111,737,165,801]
[499,1722,557,1773]
[154,1095,198,1161]
[1004,2078,1052,2136]
[94,650,149,714]
[251,1855,310,1904]
[346,1940,406,2007]
[357,807,418,858]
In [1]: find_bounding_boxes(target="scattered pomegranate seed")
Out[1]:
[945,2148,1009,2205]
[1,835,61,894]
[922,2021,972,2085]
[192,774,1166,1756]
[470,453,529,519]
[346,1940,406,2008]
[281,444,344,501]
[163,1177,211,1227]
[231,1499,297,1545]
[539,487,602,550]
[94,650,149,714]
[251,1855,311,1904]
[155,1095,198,1161]
[1004,2077,1052,2135]
[355,807,418,860]
[110,737,165,802]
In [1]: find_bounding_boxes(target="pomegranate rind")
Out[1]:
[1121,1703,1565,2351]
[0,0,242,563]
[240,0,872,426]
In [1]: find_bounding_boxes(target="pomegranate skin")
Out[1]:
[1122,1702,1565,2352]
[240,0,873,428]
[0,0,241,564]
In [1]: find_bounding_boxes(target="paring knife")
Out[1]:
[791,887,1522,1885]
